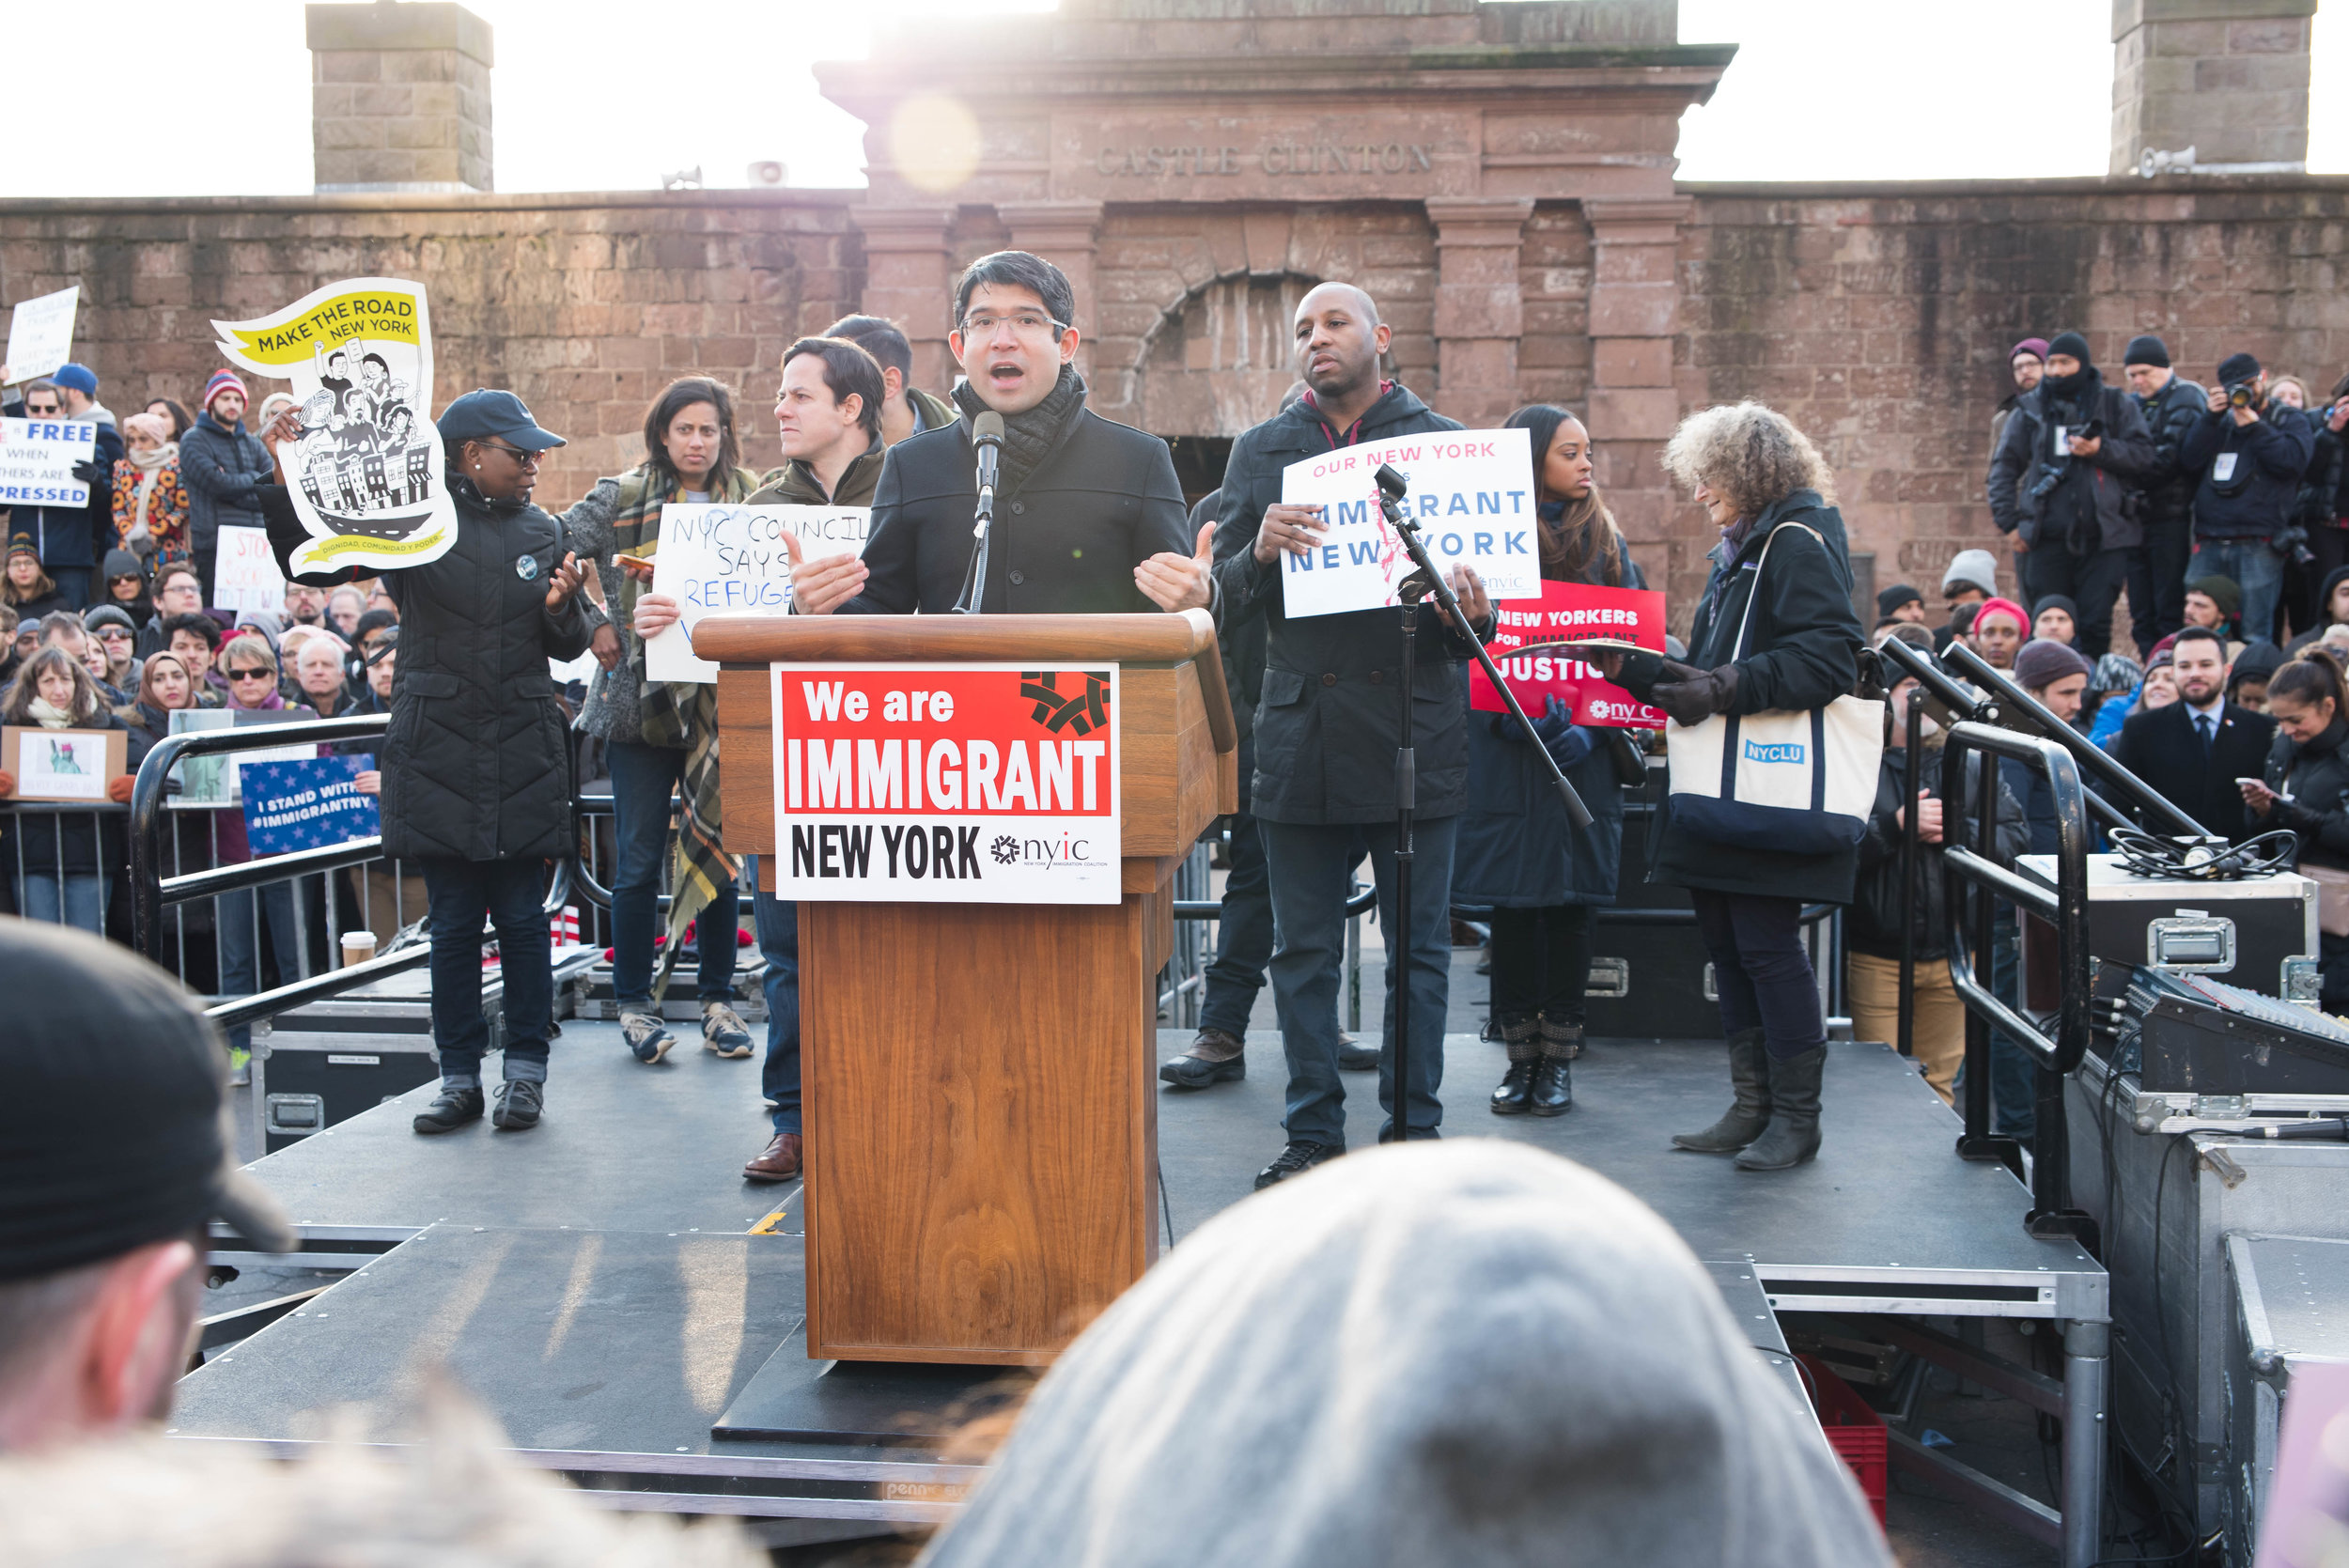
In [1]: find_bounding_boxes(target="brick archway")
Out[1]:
[1128,269,1325,440]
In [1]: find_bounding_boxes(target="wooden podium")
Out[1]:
[699,610,1237,1365]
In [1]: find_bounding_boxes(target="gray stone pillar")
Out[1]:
[307,2,493,193]
[2109,0,2315,175]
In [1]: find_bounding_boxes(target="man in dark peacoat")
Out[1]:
[2111,626,2277,841]
[1211,282,1492,1188]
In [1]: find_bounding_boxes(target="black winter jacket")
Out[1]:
[1986,380,2155,551]
[1210,384,1487,826]
[4,707,141,876]
[2134,376,2210,533]
[1849,740,2026,960]
[839,398,1188,615]
[262,473,594,862]
[2263,717,2349,874]
[1641,490,1865,905]
[179,413,275,555]
[1454,554,1643,910]
[2297,422,2346,535]
[2183,402,2316,541]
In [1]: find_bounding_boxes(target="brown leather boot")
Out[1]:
[744,1132,802,1182]
[1160,1027,1246,1088]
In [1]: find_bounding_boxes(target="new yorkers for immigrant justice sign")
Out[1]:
[1278,427,1538,618]
[1469,581,1670,729]
[770,663,1120,904]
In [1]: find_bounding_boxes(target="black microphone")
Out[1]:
[954,411,1008,614]
[1375,462,1408,503]
[972,411,1004,524]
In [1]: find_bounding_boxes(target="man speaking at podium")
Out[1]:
[786,250,1211,617]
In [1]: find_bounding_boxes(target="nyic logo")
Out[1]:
[1743,739,1805,765]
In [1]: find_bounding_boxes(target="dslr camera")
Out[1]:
[2227,380,2262,409]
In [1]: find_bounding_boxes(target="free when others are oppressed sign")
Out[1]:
[769,662,1119,905]
[1277,427,1538,618]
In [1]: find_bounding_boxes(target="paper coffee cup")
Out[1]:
[340,932,379,968]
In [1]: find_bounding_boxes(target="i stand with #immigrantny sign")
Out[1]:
[768,663,1121,904]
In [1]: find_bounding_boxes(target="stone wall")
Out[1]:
[1674,176,2349,626]
[0,192,862,507]
[8,176,2349,636]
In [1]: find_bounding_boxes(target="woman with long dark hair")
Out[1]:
[566,376,758,1065]
[2243,646,2349,1010]
[1456,406,1645,1116]
[0,645,137,932]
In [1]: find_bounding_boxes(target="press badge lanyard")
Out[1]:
[1303,380,1393,451]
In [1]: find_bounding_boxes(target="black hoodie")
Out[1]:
[2285,564,2349,655]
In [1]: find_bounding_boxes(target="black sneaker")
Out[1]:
[1253,1140,1341,1190]
[621,1011,675,1064]
[492,1079,543,1130]
[412,1086,484,1135]
[1336,1034,1380,1072]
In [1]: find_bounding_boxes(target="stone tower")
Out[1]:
[307,1,494,194]
[2109,0,2316,175]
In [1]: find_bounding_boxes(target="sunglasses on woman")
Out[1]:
[228,667,274,682]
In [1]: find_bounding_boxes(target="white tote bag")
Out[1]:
[1664,523,1883,855]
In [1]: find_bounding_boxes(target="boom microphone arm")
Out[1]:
[1377,463,1593,831]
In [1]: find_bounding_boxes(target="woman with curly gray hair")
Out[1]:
[1607,402,1863,1171]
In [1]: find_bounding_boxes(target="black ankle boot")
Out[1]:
[1737,1045,1825,1171]
[1672,1028,1770,1153]
[1529,1019,1578,1115]
[1488,1015,1539,1115]
[413,1085,484,1135]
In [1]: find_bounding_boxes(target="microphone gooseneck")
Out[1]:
[954,411,1009,614]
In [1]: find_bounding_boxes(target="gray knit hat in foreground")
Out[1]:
[917,1141,1892,1568]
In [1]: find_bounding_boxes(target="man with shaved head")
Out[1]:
[1207,280,1494,1189]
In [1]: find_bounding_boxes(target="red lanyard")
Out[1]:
[1303,382,1392,450]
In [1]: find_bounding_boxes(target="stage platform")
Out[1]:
[174,1017,2106,1540]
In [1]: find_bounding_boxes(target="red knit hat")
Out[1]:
[1972,597,2029,635]
[202,369,248,411]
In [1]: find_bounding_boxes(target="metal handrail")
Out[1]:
[1938,718,2096,1246]
[567,787,754,916]
[1879,634,2207,842]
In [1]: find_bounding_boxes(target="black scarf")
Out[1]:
[952,365,1087,499]
[2036,369,2103,556]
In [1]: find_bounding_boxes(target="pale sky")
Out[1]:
[6,0,2347,196]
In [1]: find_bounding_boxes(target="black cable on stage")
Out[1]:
[2105,824,2295,882]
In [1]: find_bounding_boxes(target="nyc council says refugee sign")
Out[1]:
[770,663,1122,905]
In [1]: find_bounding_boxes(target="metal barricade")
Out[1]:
[2,800,127,932]
[128,715,573,1033]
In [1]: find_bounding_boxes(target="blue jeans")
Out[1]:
[2190,537,2286,644]
[606,739,738,1009]
[1689,890,1825,1061]
[747,857,800,1135]
[1260,815,1455,1145]
[22,873,102,933]
[1200,808,1275,1037]
[1986,908,2036,1140]
[217,883,300,1053]
[423,856,552,1089]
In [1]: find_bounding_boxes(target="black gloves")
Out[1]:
[1650,662,1741,728]
[70,458,104,486]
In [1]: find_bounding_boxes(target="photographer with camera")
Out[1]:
[2183,351,2317,645]
[2123,335,2209,655]
[1986,333,2153,658]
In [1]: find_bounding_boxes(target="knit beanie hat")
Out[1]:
[2217,351,2262,386]
[2187,574,2242,621]
[2046,331,2092,365]
[7,533,38,562]
[2014,638,2092,692]
[2123,334,2170,369]
[2011,337,2050,364]
[1876,582,1924,618]
[202,370,247,412]
[1973,597,2030,636]
[2031,593,2079,631]
[51,362,98,397]
[101,549,145,584]
[1940,548,1999,598]
[82,604,137,637]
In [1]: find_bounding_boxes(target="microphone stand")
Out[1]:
[1374,464,1594,1145]
[953,417,1004,614]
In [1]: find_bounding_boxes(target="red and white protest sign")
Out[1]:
[769,663,1121,904]
[1469,581,1669,728]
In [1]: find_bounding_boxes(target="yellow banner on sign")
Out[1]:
[217,289,422,367]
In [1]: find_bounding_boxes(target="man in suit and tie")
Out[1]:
[2113,625,2277,840]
